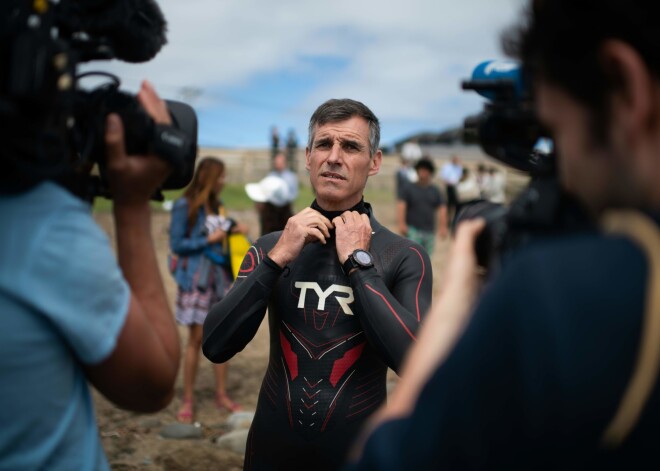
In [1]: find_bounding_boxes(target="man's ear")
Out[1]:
[368,150,382,176]
[600,40,655,137]
[305,147,311,171]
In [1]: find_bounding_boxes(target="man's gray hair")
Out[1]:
[307,99,380,157]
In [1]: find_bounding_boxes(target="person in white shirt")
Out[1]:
[247,153,299,235]
[440,155,464,220]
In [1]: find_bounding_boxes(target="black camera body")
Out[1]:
[460,61,592,273]
[0,0,198,200]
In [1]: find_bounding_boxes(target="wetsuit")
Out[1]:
[203,200,433,470]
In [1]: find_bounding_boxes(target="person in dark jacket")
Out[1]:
[348,1,660,469]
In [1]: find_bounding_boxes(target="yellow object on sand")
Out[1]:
[227,233,252,280]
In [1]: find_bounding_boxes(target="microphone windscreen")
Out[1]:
[471,60,524,101]
[69,0,168,63]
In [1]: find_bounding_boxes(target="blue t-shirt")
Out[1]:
[0,182,129,470]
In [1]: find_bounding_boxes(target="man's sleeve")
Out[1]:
[348,241,433,373]
[202,239,280,363]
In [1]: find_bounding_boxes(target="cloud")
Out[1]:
[84,0,526,146]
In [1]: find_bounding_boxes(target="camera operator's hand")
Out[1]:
[104,80,172,206]
[85,80,180,412]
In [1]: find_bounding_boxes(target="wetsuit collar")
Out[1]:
[311,198,369,220]
[310,198,382,236]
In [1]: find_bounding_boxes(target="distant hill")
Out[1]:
[388,125,478,154]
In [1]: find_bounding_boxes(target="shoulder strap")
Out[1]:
[600,210,660,448]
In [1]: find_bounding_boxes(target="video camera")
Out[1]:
[0,0,198,200]
[459,60,591,273]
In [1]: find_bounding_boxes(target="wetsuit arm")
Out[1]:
[349,245,433,373]
[202,245,281,363]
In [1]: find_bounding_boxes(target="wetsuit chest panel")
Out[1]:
[265,242,385,436]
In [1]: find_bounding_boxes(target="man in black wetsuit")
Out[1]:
[348,1,660,470]
[202,99,433,470]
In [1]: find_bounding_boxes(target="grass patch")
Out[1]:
[94,183,397,213]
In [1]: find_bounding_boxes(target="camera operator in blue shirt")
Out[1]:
[0,1,184,468]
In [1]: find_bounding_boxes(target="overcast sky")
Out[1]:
[86,0,526,148]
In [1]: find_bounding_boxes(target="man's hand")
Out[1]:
[333,211,372,264]
[105,80,172,206]
[268,207,333,267]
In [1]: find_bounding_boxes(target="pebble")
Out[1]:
[215,429,250,455]
[159,422,203,440]
[139,417,162,429]
[224,411,255,431]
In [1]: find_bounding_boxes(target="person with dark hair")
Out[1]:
[348,1,660,469]
[203,98,433,470]
[286,128,299,172]
[0,81,182,470]
[397,156,448,254]
[270,125,280,160]
[169,157,249,422]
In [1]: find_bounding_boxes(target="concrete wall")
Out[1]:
[197,145,525,192]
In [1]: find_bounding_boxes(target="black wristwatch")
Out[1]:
[342,249,374,275]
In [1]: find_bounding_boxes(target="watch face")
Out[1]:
[354,250,372,266]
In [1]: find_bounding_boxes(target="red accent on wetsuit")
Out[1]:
[284,321,354,359]
[330,342,365,387]
[280,332,298,380]
[409,246,425,322]
[365,284,417,340]
[238,250,256,274]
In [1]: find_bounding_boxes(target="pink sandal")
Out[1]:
[216,392,242,412]
[176,399,194,423]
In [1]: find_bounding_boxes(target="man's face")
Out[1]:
[305,116,381,211]
[536,81,634,213]
[416,167,432,184]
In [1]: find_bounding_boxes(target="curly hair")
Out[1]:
[503,0,660,139]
